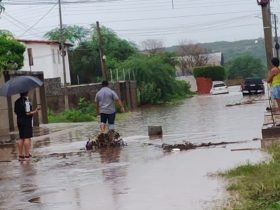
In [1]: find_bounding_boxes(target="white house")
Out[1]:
[17,39,72,85]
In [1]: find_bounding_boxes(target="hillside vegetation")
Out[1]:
[201,38,266,64]
[167,38,267,64]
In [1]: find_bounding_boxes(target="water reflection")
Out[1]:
[99,147,121,164]
[19,161,39,199]
[0,144,17,161]
[33,137,51,149]
[99,147,128,209]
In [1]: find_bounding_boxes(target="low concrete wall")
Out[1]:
[0,75,9,132]
[44,77,62,96]
[176,76,197,92]
[44,78,138,112]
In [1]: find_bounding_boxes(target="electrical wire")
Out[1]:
[0,0,267,45]
[20,4,57,36]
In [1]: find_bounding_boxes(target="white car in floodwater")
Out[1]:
[210,81,229,95]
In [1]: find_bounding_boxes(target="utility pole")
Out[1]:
[96,21,108,81]
[257,0,273,69]
[274,14,279,59]
[58,0,69,109]
[0,0,4,15]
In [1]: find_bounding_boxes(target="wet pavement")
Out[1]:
[0,87,269,210]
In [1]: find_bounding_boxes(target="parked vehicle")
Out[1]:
[210,81,229,95]
[241,78,265,95]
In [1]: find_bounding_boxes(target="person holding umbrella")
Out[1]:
[14,92,40,161]
[0,75,43,161]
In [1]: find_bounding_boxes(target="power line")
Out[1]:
[0,0,268,45]
[116,23,260,37]
[20,4,57,36]
[100,11,259,23]
[3,9,258,33]
[1,12,30,31]
[3,0,118,5]
[63,1,254,11]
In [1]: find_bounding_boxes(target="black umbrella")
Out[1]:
[0,75,43,96]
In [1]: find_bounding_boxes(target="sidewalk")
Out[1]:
[262,104,280,147]
[0,122,98,146]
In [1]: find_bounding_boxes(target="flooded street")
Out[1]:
[0,87,269,210]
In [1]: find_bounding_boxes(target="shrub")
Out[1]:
[117,53,192,104]
[139,82,162,104]
[48,97,96,123]
[225,54,265,79]
[193,65,226,81]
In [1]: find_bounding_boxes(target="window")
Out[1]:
[52,49,56,64]
[57,49,61,64]
[213,84,225,88]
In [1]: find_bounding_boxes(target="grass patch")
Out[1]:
[220,144,280,209]
[48,97,129,123]
[48,97,97,123]
[48,109,96,123]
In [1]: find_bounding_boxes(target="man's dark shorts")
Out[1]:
[100,112,116,125]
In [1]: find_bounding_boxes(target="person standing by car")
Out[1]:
[268,57,280,111]
[95,81,125,133]
[14,92,40,161]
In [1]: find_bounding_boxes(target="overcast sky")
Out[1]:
[0,0,279,48]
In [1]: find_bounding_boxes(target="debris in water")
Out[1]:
[148,125,163,137]
[28,197,41,203]
[162,141,246,152]
[231,148,259,151]
[86,130,126,150]
[226,100,254,107]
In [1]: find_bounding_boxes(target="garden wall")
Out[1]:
[44,78,137,112]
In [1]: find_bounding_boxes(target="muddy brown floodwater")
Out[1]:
[0,87,269,210]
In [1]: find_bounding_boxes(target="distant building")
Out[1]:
[176,52,224,92]
[17,39,72,85]
[205,52,224,66]
[176,52,224,76]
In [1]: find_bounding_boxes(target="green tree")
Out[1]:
[70,25,137,84]
[0,34,25,72]
[117,53,191,104]
[45,24,137,84]
[0,30,13,37]
[69,41,101,84]
[44,25,90,45]
[225,54,266,79]
[90,24,137,69]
